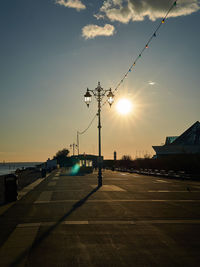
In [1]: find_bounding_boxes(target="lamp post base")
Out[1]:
[98,168,102,187]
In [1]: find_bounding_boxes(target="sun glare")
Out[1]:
[116,98,132,115]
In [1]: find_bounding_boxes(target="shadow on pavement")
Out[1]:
[11,184,101,266]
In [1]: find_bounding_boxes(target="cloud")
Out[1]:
[96,0,200,23]
[55,0,86,11]
[82,24,115,39]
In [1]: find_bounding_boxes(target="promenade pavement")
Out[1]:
[0,169,200,266]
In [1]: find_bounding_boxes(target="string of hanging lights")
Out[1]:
[77,1,177,137]
[101,0,177,107]
[77,114,97,135]
[113,1,177,92]
[76,114,97,154]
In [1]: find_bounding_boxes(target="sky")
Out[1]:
[0,0,199,162]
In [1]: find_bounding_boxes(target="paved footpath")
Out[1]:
[0,169,200,266]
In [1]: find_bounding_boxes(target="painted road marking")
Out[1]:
[18,223,41,227]
[0,225,39,266]
[17,219,200,227]
[46,189,83,192]
[48,181,57,186]
[156,179,170,183]
[36,191,53,202]
[147,190,200,193]
[91,185,126,191]
[148,190,170,192]
[34,199,200,204]
[105,178,129,180]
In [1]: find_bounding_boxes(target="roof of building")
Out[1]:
[152,121,200,155]
[170,121,200,146]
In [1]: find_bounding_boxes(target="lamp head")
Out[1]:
[107,89,114,107]
[84,88,92,107]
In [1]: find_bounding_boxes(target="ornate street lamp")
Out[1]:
[84,82,114,187]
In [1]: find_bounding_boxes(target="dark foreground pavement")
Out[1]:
[0,169,200,266]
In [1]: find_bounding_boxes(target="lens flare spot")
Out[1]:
[70,164,80,175]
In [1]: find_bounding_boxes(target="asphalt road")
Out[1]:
[0,169,200,266]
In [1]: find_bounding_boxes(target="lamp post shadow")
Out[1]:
[11,184,101,266]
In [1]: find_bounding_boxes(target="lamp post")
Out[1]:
[84,82,114,187]
[70,143,78,156]
[77,132,79,155]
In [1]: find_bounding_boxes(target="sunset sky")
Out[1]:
[0,0,199,162]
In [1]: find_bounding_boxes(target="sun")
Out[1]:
[116,98,133,115]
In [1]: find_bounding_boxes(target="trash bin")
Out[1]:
[4,174,18,202]
[41,169,46,178]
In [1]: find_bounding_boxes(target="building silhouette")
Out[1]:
[153,121,200,157]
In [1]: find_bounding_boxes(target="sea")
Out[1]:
[0,162,42,176]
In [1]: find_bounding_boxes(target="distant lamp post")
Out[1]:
[70,143,78,156]
[84,82,114,187]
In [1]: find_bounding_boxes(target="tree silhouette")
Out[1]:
[121,155,132,161]
[120,155,133,169]
[53,148,70,165]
